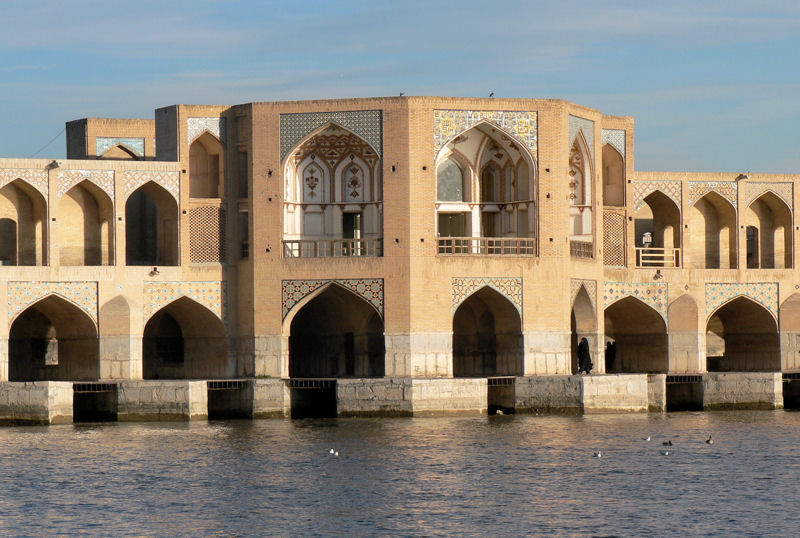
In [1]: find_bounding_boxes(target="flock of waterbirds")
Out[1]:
[594,434,714,458]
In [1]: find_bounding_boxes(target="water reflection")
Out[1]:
[0,412,799,534]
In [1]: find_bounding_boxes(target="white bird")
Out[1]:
[643,436,651,441]
[706,436,714,445]
[662,451,670,456]
[496,410,504,416]
[334,451,339,457]
[329,449,334,454]
[594,451,602,458]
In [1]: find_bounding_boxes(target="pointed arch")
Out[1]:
[189,132,225,198]
[125,180,179,266]
[282,124,383,253]
[100,144,140,160]
[9,294,99,381]
[436,119,537,170]
[744,191,792,269]
[706,296,779,371]
[453,286,523,377]
[602,142,624,207]
[571,285,597,374]
[59,180,114,266]
[143,296,229,379]
[635,189,682,267]
[282,121,381,167]
[288,282,385,378]
[689,191,737,269]
[604,296,668,373]
[0,178,47,265]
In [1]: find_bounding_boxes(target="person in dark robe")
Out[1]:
[577,337,593,374]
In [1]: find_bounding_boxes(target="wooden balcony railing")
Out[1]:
[437,237,536,255]
[283,238,383,258]
[635,247,681,267]
[570,240,594,259]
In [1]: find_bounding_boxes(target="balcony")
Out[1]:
[282,238,383,258]
[437,237,536,255]
[635,247,681,268]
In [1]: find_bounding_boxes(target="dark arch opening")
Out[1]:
[453,287,522,377]
[143,297,228,379]
[604,296,667,373]
[706,297,779,372]
[289,284,385,378]
[9,295,99,381]
[125,182,179,266]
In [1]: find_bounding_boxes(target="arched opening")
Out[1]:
[602,143,624,207]
[59,181,114,266]
[744,192,792,269]
[780,294,800,406]
[688,192,737,269]
[9,295,99,381]
[435,122,536,254]
[570,286,597,374]
[569,134,593,244]
[706,297,779,372]
[289,284,385,378]
[453,287,523,377]
[100,144,139,160]
[604,297,668,373]
[635,190,682,267]
[189,132,224,198]
[0,179,47,265]
[143,297,229,379]
[283,124,382,257]
[125,182,179,266]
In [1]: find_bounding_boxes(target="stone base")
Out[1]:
[409,378,487,416]
[253,379,289,418]
[0,382,73,424]
[515,375,583,413]
[648,374,667,412]
[117,380,208,421]
[582,374,648,413]
[703,372,783,410]
[337,378,412,417]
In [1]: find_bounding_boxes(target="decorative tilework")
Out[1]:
[601,129,625,157]
[604,281,669,321]
[705,282,778,320]
[123,170,180,202]
[281,110,383,162]
[689,181,737,209]
[569,115,595,162]
[633,180,682,211]
[57,169,115,199]
[282,279,384,320]
[188,117,227,146]
[433,110,538,162]
[144,281,227,325]
[570,279,597,312]
[744,182,793,210]
[8,281,98,324]
[0,168,48,198]
[452,277,523,316]
[96,137,145,157]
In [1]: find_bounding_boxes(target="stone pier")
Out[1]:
[0,382,73,424]
[117,380,208,421]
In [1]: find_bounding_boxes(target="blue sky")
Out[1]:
[1,0,799,172]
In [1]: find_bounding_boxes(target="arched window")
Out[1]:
[480,164,498,203]
[437,158,465,202]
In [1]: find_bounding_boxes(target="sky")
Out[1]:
[1,0,799,173]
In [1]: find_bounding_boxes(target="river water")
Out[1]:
[1,411,799,535]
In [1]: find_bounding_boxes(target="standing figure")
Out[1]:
[577,337,593,374]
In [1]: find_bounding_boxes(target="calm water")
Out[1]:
[1,411,799,536]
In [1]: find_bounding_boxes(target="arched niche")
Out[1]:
[282,124,382,253]
[189,132,224,199]
[59,180,114,266]
[125,181,179,266]
[744,192,792,269]
[100,144,139,160]
[143,297,229,379]
[602,143,624,207]
[571,286,597,374]
[0,179,47,265]
[435,121,536,243]
[635,190,682,267]
[569,133,593,241]
[453,286,522,377]
[604,296,667,373]
[9,295,99,381]
[288,283,385,378]
[706,297,779,371]
[688,192,737,269]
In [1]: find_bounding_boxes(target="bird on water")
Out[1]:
[662,440,672,446]
[706,436,714,444]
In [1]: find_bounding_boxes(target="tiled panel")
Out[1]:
[282,279,384,319]
[123,170,180,202]
[632,180,682,211]
[96,137,145,157]
[689,181,737,209]
[604,281,669,321]
[706,282,778,320]
[281,111,383,161]
[571,279,597,312]
[188,117,227,146]
[144,281,228,325]
[601,129,625,157]
[8,281,98,323]
[434,110,538,161]
[0,168,48,199]
[57,169,115,199]
[569,115,595,162]
[452,277,523,315]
